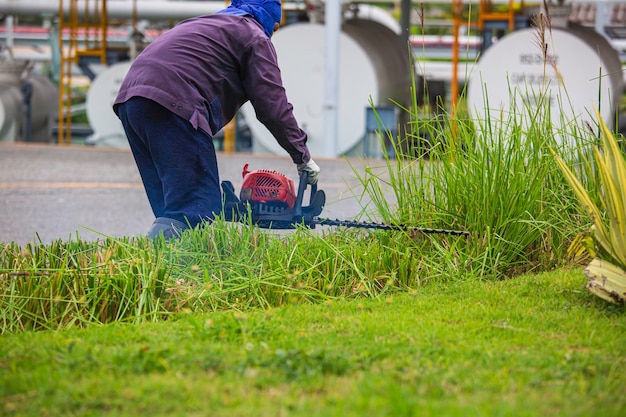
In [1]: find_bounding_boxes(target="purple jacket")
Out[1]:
[113,14,310,164]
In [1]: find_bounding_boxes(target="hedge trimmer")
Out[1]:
[222,164,469,236]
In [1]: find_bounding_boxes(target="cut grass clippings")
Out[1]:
[1,268,624,417]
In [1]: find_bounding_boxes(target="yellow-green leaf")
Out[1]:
[585,258,626,304]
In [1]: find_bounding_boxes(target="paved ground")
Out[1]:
[0,143,382,246]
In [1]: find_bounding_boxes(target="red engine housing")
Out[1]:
[239,163,296,209]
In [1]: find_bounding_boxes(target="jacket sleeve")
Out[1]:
[241,37,311,164]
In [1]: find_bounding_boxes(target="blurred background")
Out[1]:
[0,0,625,158]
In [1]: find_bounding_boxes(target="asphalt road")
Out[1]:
[0,143,381,246]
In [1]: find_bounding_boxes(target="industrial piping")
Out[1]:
[0,0,304,20]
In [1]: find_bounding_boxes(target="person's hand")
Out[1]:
[297,159,320,185]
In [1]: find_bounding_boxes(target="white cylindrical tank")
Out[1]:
[0,60,24,143]
[342,18,411,108]
[24,75,58,142]
[467,26,623,148]
[243,19,411,157]
[566,23,623,112]
[243,22,376,157]
[0,60,58,143]
[0,84,22,143]
[85,61,131,147]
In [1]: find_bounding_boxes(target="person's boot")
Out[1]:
[147,217,188,240]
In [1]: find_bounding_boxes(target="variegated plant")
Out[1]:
[552,112,626,304]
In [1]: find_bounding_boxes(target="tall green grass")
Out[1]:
[0,237,174,332]
[2,219,464,333]
[357,87,601,279]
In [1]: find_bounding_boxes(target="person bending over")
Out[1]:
[113,0,320,239]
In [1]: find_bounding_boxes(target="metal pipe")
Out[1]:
[5,15,14,53]
[0,0,223,20]
[323,0,340,157]
[0,0,306,20]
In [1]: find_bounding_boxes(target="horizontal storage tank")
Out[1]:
[0,60,57,143]
[23,74,58,142]
[0,83,22,143]
[467,25,623,148]
[0,60,27,143]
[86,61,132,147]
[242,16,412,157]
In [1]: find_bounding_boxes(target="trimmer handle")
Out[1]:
[293,171,317,217]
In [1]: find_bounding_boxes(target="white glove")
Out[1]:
[297,159,320,185]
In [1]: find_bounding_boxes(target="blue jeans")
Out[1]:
[116,97,221,229]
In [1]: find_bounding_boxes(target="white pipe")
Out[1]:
[595,1,611,41]
[6,15,14,51]
[323,0,340,157]
[0,0,306,20]
[0,0,222,20]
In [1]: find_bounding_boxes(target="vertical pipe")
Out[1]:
[223,0,236,153]
[595,1,611,41]
[324,0,340,157]
[6,15,14,56]
[400,0,410,50]
[101,0,108,64]
[130,0,138,59]
[57,0,67,144]
[451,0,461,113]
[223,119,236,153]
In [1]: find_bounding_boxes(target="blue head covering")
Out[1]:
[216,0,282,38]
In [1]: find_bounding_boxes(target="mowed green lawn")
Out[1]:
[1,268,624,417]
